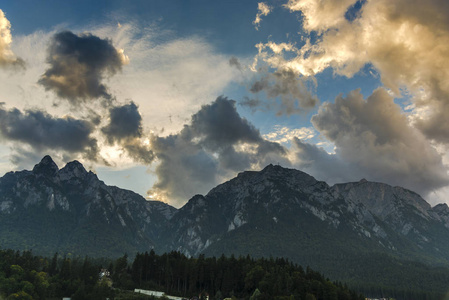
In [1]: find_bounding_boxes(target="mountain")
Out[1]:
[164,164,449,262]
[2,157,449,295]
[0,155,176,257]
[161,164,449,295]
[3,158,449,264]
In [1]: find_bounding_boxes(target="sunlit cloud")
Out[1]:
[253,2,272,30]
[263,125,316,144]
[284,0,357,32]
[0,9,24,69]
[257,0,449,144]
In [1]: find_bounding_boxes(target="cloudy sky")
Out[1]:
[0,0,448,207]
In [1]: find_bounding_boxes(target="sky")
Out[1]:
[0,0,448,208]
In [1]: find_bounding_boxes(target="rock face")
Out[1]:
[0,156,176,257]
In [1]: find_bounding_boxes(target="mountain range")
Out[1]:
[2,156,449,293]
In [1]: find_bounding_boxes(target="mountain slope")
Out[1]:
[0,155,176,257]
[162,165,449,282]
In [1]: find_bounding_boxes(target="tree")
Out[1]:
[48,253,58,276]
[250,288,261,300]
[7,291,33,300]
[305,293,317,300]
[244,265,265,292]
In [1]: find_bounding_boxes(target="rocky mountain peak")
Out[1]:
[260,164,320,188]
[0,156,178,257]
[58,160,88,181]
[235,164,317,184]
[433,203,449,212]
[206,164,324,207]
[32,155,59,177]
[432,203,449,228]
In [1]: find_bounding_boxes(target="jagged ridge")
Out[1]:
[0,156,176,257]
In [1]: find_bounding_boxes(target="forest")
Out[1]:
[0,248,365,300]
[2,247,447,300]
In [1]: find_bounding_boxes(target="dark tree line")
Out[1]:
[13,247,440,300]
[0,248,365,300]
[117,250,365,300]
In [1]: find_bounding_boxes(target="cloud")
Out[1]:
[253,2,272,30]
[292,138,353,184]
[0,104,98,160]
[148,134,219,207]
[0,20,240,176]
[239,97,268,113]
[284,0,357,32]
[101,22,239,135]
[38,30,129,104]
[229,56,243,71]
[248,68,318,115]
[310,88,449,196]
[264,125,316,144]
[188,97,262,149]
[102,101,154,164]
[0,9,24,69]
[258,0,449,144]
[231,56,315,116]
[148,96,288,207]
[249,0,449,201]
[102,101,142,143]
[121,140,155,165]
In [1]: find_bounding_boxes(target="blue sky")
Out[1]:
[0,0,448,207]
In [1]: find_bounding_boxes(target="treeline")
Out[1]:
[118,250,364,300]
[0,248,365,300]
[3,247,446,300]
[2,247,449,300]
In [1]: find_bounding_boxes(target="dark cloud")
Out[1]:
[9,147,48,171]
[189,97,261,149]
[148,96,288,206]
[122,141,155,165]
[239,97,270,113]
[149,134,219,206]
[309,88,449,196]
[249,69,318,115]
[240,97,262,108]
[102,101,154,164]
[102,102,142,143]
[0,105,99,160]
[292,138,357,184]
[39,30,128,104]
[229,56,242,71]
